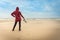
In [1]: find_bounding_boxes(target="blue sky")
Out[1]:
[0,0,60,18]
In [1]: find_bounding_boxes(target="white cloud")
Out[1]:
[43,5,53,12]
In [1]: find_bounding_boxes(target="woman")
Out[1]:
[11,7,26,31]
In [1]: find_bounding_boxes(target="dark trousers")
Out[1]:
[12,21,21,31]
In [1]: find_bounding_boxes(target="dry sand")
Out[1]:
[0,19,60,40]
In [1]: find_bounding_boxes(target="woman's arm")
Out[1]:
[19,12,24,19]
[20,12,27,23]
[11,12,15,17]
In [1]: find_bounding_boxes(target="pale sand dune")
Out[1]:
[0,19,60,40]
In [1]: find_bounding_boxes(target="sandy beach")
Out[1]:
[0,19,60,40]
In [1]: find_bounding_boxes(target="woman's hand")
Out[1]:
[23,18,27,23]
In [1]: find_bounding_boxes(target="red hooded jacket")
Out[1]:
[11,11,24,21]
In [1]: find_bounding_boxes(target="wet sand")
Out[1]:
[0,19,60,40]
